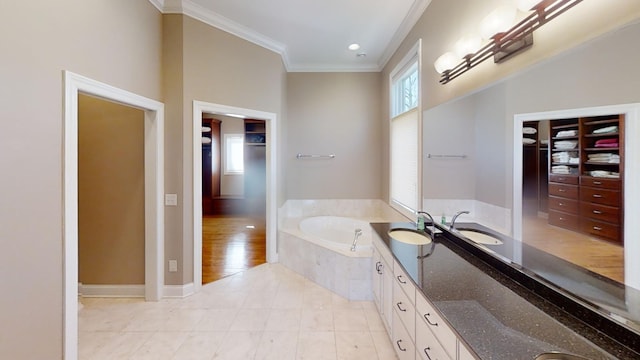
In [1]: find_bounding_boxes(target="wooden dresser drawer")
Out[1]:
[579,187,620,207]
[581,219,620,242]
[548,196,578,214]
[548,183,578,199]
[549,174,579,185]
[579,202,620,224]
[580,176,621,190]
[549,210,578,230]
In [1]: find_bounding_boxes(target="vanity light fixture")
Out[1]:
[435,0,583,84]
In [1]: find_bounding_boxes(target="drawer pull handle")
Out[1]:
[593,226,603,231]
[424,313,438,327]
[396,340,406,352]
[558,189,565,192]
[376,262,382,274]
[593,210,603,214]
[559,203,564,206]
[396,302,407,312]
[558,177,565,181]
[593,181,602,185]
[593,194,603,198]
[397,275,407,284]
[424,347,433,359]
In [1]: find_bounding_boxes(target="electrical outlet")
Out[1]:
[169,260,178,272]
[165,194,178,206]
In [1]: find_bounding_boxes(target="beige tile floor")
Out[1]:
[79,263,398,360]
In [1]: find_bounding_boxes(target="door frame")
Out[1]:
[192,100,278,291]
[63,71,165,359]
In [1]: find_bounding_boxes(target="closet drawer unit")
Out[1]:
[548,210,579,230]
[548,183,578,199]
[581,219,620,242]
[579,187,620,207]
[579,202,620,224]
[549,174,579,185]
[548,196,578,214]
[580,176,620,190]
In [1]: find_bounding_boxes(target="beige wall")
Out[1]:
[286,72,383,199]
[78,94,145,285]
[162,15,287,285]
[0,0,162,357]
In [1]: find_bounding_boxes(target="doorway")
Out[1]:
[192,101,278,292]
[63,71,164,359]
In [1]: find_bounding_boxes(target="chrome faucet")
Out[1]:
[350,228,363,252]
[450,210,470,230]
[417,211,437,237]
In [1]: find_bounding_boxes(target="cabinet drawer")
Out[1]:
[579,202,620,224]
[548,196,578,214]
[581,219,620,242]
[392,310,416,360]
[416,316,453,360]
[548,210,579,230]
[415,293,456,358]
[579,187,620,207]
[393,279,415,340]
[580,176,621,190]
[394,260,415,305]
[548,183,578,199]
[549,174,578,185]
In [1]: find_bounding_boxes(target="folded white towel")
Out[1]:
[523,127,537,134]
[523,138,536,145]
[556,130,577,137]
[202,137,212,144]
[593,125,618,134]
[201,126,211,132]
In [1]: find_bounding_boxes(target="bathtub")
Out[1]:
[298,216,372,256]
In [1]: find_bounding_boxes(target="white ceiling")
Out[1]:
[152,0,432,72]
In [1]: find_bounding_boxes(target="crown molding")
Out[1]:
[378,0,432,70]
[148,0,164,12]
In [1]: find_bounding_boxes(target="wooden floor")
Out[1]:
[522,215,624,283]
[202,214,266,284]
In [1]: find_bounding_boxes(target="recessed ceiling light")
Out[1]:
[348,43,360,51]
[356,53,367,57]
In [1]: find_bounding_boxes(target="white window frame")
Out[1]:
[389,40,423,220]
[223,133,244,175]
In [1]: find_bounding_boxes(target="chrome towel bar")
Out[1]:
[296,153,335,159]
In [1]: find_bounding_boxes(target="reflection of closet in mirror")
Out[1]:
[522,121,549,217]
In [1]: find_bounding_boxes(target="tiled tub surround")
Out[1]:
[372,222,640,359]
[278,200,407,301]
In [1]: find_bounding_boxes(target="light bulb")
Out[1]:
[454,35,482,58]
[434,52,458,74]
[479,4,517,40]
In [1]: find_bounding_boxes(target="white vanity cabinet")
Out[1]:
[372,234,394,332]
[415,292,456,360]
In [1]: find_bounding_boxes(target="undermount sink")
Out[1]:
[388,228,432,245]
[533,352,591,360]
[457,229,503,245]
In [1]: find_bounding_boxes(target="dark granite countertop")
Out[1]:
[370,222,640,360]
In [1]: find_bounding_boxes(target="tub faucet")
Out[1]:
[417,211,437,237]
[350,228,363,252]
[450,210,470,230]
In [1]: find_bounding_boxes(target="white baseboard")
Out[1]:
[78,282,195,299]
[79,284,145,298]
[163,282,195,298]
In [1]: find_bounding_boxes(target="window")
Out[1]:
[224,134,244,175]
[389,40,422,219]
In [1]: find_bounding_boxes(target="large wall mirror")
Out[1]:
[421,20,640,331]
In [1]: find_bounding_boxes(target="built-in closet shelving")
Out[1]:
[244,119,266,215]
[547,115,624,244]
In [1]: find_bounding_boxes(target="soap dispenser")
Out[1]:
[441,213,446,225]
[417,214,425,230]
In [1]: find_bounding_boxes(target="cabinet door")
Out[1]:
[381,257,394,332]
[415,293,457,359]
[416,316,452,360]
[372,245,382,309]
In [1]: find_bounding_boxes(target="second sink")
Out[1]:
[388,228,433,245]
[457,229,503,245]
